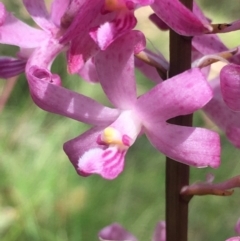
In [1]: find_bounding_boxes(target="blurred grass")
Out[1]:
[1,1,240,241]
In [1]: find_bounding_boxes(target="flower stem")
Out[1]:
[166,0,193,241]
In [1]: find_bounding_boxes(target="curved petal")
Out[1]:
[145,122,220,168]
[89,12,137,50]
[152,222,166,241]
[0,57,26,78]
[23,0,57,33]
[26,38,65,70]
[27,66,120,125]
[63,126,105,175]
[151,0,212,36]
[193,35,228,55]
[95,31,146,109]
[220,64,240,111]
[99,223,138,241]
[135,68,212,123]
[0,7,48,48]
[50,0,70,27]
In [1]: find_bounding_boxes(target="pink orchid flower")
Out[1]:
[60,0,154,74]
[63,32,219,179]
[99,222,165,241]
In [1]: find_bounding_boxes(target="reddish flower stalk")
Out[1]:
[166,0,193,241]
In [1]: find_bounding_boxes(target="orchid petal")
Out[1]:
[89,12,137,50]
[193,1,210,26]
[67,35,99,74]
[78,146,126,179]
[27,66,120,125]
[26,38,65,70]
[0,6,48,48]
[98,223,138,241]
[152,222,166,241]
[135,68,212,123]
[203,78,240,149]
[78,57,99,83]
[220,64,240,111]
[145,122,220,168]
[0,57,26,78]
[193,35,228,55]
[95,31,145,109]
[63,126,105,175]
[50,0,70,27]
[23,0,56,33]
[151,0,212,36]
[60,0,103,44]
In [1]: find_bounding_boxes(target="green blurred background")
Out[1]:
[0,1,240,240]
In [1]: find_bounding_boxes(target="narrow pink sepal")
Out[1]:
[0,9,48,48]
[50,0,70,27]
[99,223,138,241]
[78,146,126,180]
[23,0,56,33]
[193,35,228,55]
[220,64,240,111]
[135,68,212,123]
[27,66,120,125]
[151,0,212,36]
[145,123,220,168]
[95,31,145,109]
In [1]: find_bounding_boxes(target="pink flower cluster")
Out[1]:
[1,0,240,240]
